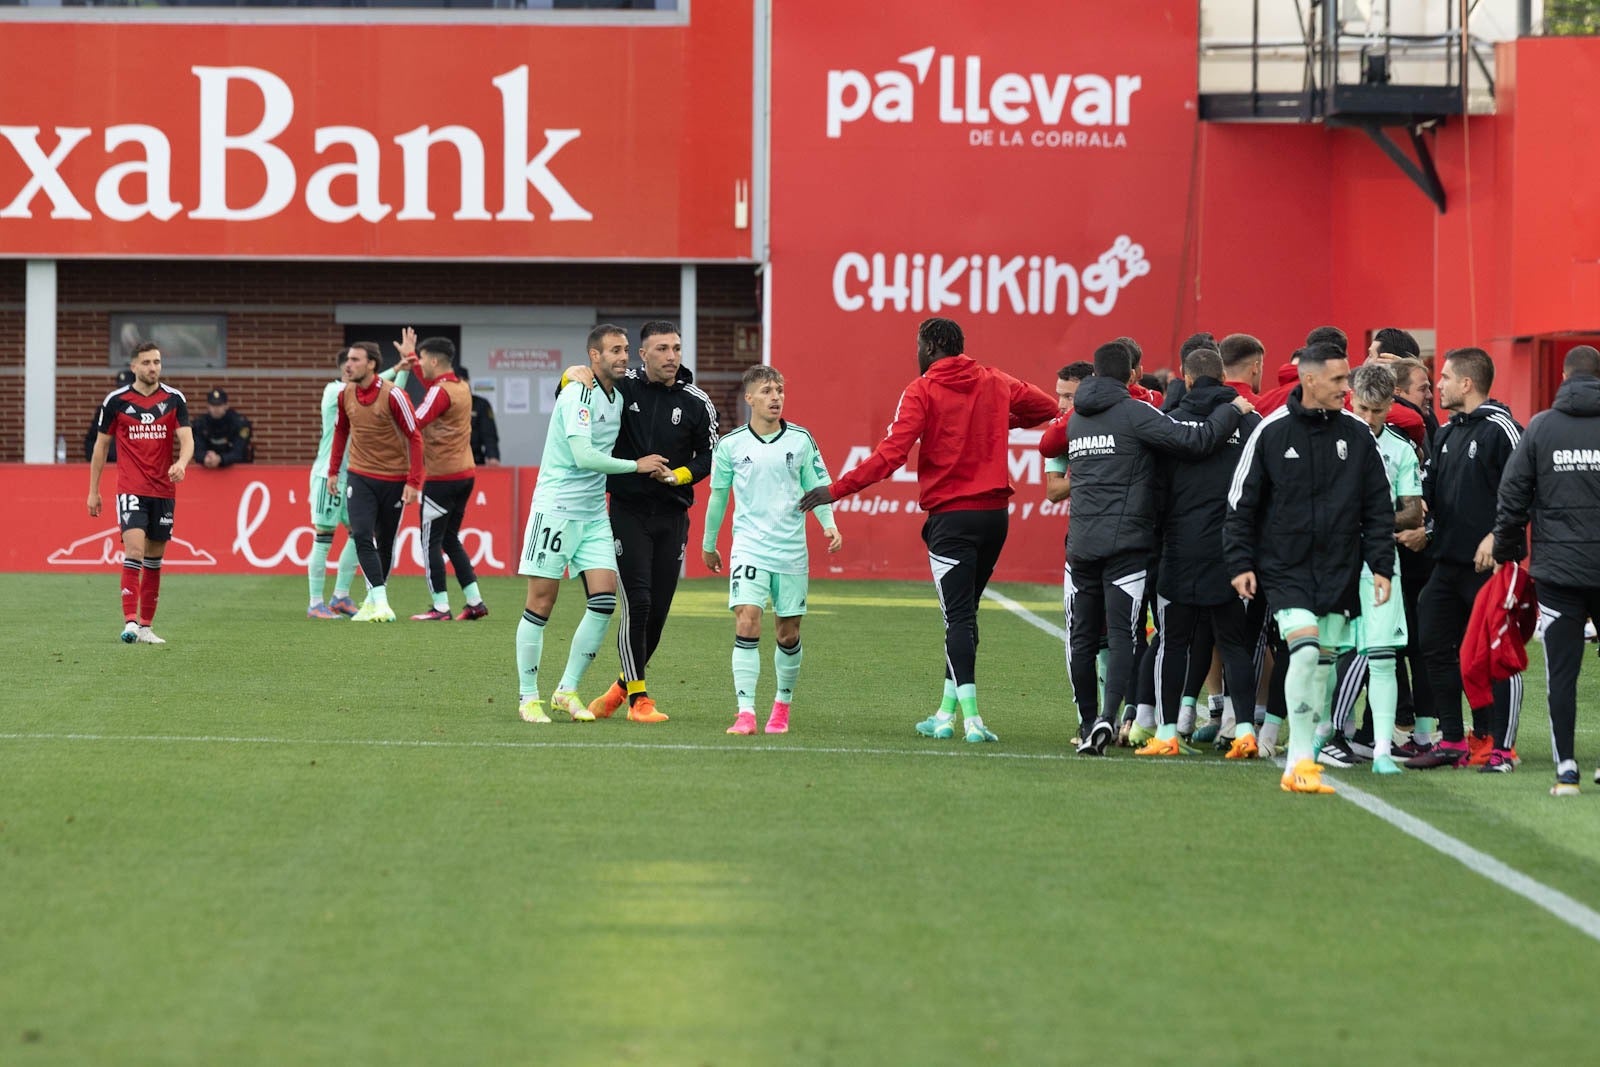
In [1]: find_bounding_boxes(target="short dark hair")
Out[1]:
[1444,346,1495,395]
[1219,333,1265,370]
[1058,361,1094,383]
[1183,346,1225,381]
[1564,344,1600,378]
[742,365,783,391]
[418,336,456,366]
[587,323,628,354]
[1114,335,1144,368]
[1306,325,1348,352]
[1179,332,1216,361]
[1372,327,1420,359]
[918,317,965,357]
[640,320,680,344]
[1298,341,1348,371]
[133,342,159,358]
[1093,341,1135,383]
[456,365,471,383]
[344,341,380,369]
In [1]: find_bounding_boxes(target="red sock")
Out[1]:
[139,558,162,625]
[121,559,142,622]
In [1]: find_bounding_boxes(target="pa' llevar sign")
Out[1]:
[0,19,752,261]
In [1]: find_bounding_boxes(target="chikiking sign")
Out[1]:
[0,20,752,260]
[769,0,1198,583]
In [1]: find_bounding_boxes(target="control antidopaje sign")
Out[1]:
[0,17,751,260]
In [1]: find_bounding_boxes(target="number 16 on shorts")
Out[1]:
[518,511,617,580]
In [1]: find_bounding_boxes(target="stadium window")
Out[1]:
[109,313,227,370]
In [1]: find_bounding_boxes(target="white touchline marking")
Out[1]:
[985,586,1600,944]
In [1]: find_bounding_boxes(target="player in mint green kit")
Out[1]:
[307,340,409,618]
[702,365,843,735]
[1344,361,1424,774]
[514,324,669,724]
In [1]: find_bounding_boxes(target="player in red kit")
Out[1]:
[87,342,194,644]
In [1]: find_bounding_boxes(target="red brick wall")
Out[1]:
[2,260,759,463]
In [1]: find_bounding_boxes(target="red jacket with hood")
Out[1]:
[1460,562,1538,711]
[831,355,1057,513]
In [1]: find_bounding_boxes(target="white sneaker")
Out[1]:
[550,690,595,722]
[120,621,139,644]
[136,625,166,645]
[518,697,551,724]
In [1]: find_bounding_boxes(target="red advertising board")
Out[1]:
[5,464,523,577]
[769,1,1198,582]
[0,16,751,261]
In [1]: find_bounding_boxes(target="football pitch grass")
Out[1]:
[5,572,1600,1065]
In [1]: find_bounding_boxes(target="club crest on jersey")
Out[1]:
[1469,440,1478,459]
[785,452,796,475]
[672,407,682,425]
[614,538,623,556]
[1336,440,1348,460]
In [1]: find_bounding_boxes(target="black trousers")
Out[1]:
[1397,547,1434,727]
[923,508,1008,689]
[1069,550,1148,725]
[1538,582,1600,767]
[420,477,477,595]
[347,472,406,589]
[1419,559,1522,745]
[612,499,691,675]
[1155,597,1258,727]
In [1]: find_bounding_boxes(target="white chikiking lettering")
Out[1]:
[1068,434,1116,459]
[1552,448,1600,468]
[833,235,1149,318]
[825,46,1142,139]
[0,64,589,225]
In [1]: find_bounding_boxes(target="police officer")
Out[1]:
[191,387,254,468]
[583,321,720,719]
[1493,344,1600,795]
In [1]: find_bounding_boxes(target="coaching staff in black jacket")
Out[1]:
[1493,345,1600,795]
[584,321,720,719]
[1066,340,1249,754]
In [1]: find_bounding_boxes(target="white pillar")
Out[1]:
[679,263,698,375]
[24,260,58,464]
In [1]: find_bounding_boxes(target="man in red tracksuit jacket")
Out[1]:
[799,317,1057,744]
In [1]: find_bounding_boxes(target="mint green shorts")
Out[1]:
[310,472,349,529]
[518,511,617,581]
[728,563,808,617]
[1274,607,1355,652]
[1354,571,1407,653]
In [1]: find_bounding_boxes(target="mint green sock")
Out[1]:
[937,678,958,720]
[462,581,482,606]
[309,533,333,605]
[1415,715,1438,743]
[1181,695,1197,709]
[369,584,388,609]
[774,640,802,704]
[1155,723,1177,741]
[516,610,546,699]
[956,683,979,723]
[1284,644,1320,765]
[333,539,359,598]
[1369,655,1398,757]
[557,595,614,692]
[733,636,760,712]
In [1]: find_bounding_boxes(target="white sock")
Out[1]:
[1134,704,1157,729]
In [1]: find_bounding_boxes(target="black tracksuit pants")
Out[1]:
[1069,550,1148,727]
[347,472,405,589]
[1420,559,1524,746]
[612,498,691,676]
[420,476,477,595]
[924,508,1008,689]
[1538,582,1600,767]
[1155,597,1258,727]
